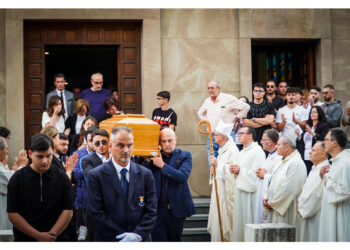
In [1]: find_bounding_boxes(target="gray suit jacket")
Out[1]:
[46,89,75,117]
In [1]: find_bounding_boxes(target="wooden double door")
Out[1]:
[24,21,142,147]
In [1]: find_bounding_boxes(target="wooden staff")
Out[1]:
[197,120,224,242]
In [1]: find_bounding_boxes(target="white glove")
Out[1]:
[116,232,142,242]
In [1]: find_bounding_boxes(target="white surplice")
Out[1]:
[319,149,350,242]
[254,149,282,224]
[266,150,307,240]
[207,138,239,241]
[298,159,329,242]
[0,163,14,230]
[233,142,266,241]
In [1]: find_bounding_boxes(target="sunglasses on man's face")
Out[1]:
[266,85,274,88]
[94,140,108,147]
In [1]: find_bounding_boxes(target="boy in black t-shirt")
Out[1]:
[7,133,73,241]
[152,91,177,130]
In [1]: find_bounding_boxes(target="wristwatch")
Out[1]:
[252,118,255,123]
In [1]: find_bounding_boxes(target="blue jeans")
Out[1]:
[206,130,235,168]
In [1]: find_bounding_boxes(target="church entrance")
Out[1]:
[24,21,141,147]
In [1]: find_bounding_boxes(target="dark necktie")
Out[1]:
[120,168,129,197]
[60,91,65,112]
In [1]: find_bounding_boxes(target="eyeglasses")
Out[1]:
[322,92,329,95]
[92,81,103,85]
[253,90,265,93]
[94,140,108,147]
[324,138,333,141]
[261,138,271,142]
[266,85,274,88]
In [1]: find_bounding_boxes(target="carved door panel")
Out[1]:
[24,21,141,147]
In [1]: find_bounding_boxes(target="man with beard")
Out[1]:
[303,86,324,116]
[72,125,97,241]
[87,126,157,241]
[57,133,70,162]
[81,129,110,241]
[321,84,343,128]
[243,82,276,143]
[276,87,308,140]
[318,128,350,241]
[265,80,285,112]
[277,81,288,100]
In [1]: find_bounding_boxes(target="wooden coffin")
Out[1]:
[99,114,160,156]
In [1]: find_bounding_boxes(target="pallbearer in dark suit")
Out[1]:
[87,126,157,242]
[143,127,195,241]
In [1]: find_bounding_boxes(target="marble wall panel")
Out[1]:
[177,144,211,197]
[331,9,350,40]
[332,40,350,91]
[5,19,24,166]
[239,9,331,39]
[161,38,240,92]
[161,9,238,39]
[0,9,5,124]
[5,9,160,20]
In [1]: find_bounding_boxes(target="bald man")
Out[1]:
[143,128,195,241]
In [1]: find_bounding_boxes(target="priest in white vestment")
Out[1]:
[264,136,307,240]
[254,129,282,224]
[207,120,239,241]
[298,141,329,241]
[318,128,350,242]
[230,126,266,241]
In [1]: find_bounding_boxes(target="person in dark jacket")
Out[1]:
[321,84,343,128]
[143,127,195,241]
[97,96,121,123]
[296,105,329,175]
[72,125,97,241]
[64,99,90,154]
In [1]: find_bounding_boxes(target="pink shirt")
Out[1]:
[197,92,250,130]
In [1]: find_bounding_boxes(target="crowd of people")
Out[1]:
[199,80,350,242]
[1,72,350,242]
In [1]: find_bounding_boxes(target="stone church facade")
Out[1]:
[0,9,349,196]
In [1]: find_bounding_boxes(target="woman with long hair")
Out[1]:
[296,105,329,175]
[69,115,97,153]
[42,95,66,133]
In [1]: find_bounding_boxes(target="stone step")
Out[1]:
[181,227,210,242]
[184,214,209,228]
[193,197,210,214]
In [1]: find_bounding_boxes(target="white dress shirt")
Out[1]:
[96,152,111,164]
[111,157,131,182]
[197,92,250,130]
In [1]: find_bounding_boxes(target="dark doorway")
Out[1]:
[45,45,118,94]
[252,39,318,89]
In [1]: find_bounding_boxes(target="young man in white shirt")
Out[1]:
[276,87,308,140]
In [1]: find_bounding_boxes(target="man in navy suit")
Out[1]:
[46,73,75,119]
[144,127,195,241]
[87,126,157,242]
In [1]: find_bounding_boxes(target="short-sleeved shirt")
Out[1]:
[246,99,275,143]
[7,164,73,241]
[276,105,308,140]
[80,88,112,120]
[152,107,177,128]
